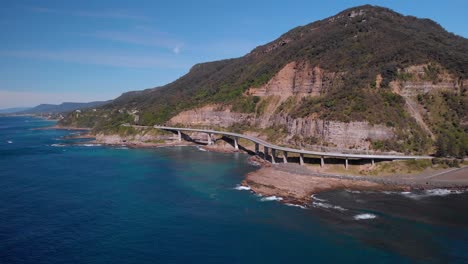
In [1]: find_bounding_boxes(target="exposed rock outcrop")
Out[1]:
[247,62,344,98]
[168,105,254,127]
[169,107,393,150]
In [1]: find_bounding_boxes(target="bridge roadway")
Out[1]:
[153,125,432,166]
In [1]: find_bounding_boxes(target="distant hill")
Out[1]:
[18,101,110,114]
[0,107,31,114]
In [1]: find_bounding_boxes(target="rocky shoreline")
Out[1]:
[242,156,468,205]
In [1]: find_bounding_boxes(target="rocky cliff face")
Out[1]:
[268,115,393,149]
[247,62,344,98]
[169,105,254,127]
[391,64,463,97]
[169,106,393,150]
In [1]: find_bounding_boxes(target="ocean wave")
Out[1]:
[285,203,307,209]
[312,201,347,212]
[51,143,66,147]
[311,194,327,202]
[425,189,465,196]
[234,185,251,191]
[345,190,362,194]
[260,196,283,202]
[196,146,207,152]
[401,189,466,199]
[247,160,261,167]
[354,213,377,220]
[7,140,13,144]
[79,144,102,147]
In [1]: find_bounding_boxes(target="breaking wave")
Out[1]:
[51,143,66,147]
[401,189,466,199]
[79,144,102,147]
[354,213,377,220]
[312,201,347,212]
[234,185,251,191]
[345,190,362,194]
[311,194,327,202]
[196,146,207,152]
[260,196,283,202]
[285,203,307,209]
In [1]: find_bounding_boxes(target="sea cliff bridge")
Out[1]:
[151,125,432,168]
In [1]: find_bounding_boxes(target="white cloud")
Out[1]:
[0,90,115,108]
[173,45,181,55]
[89,27,184,54]
[28,6,148,21]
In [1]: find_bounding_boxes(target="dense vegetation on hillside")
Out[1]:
[418,92,468,158]
[60,5,468,156]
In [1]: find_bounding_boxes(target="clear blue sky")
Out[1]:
[0,0,467,108]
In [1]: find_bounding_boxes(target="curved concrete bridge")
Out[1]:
[153,125,432,168]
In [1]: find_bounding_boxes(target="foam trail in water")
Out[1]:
[7,140,13,144]
[311,194,327,202]
[312,201,347,212]
[354,213,377,220]
[285,203,307,209]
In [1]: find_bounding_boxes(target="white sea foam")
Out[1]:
[7,140,13,144]
[285,203,307,209]
[345,190,362,194]
[311,194,327,202]
[80,144,102,147]
[401,189,466,199]
[197,146,207,152]
[312,202,347,211]
[116,147,129,149]
[354,213,377,220]
[234,185,251,191]
[51,143,66,147]
[260,196,283,202]
[425,189,465,196]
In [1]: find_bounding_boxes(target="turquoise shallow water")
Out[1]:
[1,116,467,263]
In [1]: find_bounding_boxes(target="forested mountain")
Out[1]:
[59,5,468,157]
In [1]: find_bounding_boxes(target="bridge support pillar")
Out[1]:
[263,146,269,161]
[177,130,182,142]
[283,152,288,163]
[321,156,325,168]
[234,137,239,151]
[299,153,304,166]
[371,159,375,166]
[255,143,259,155]
[207,133,213,145]
[271,149,276,164]
[345,158,348,169]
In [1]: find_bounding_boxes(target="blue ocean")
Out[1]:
[1,116,467,263]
